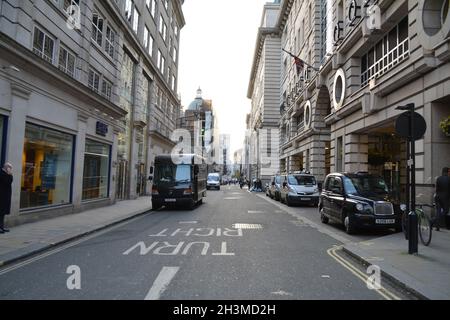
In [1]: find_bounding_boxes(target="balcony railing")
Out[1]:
[33,47,53,64]
[361,38,409,87]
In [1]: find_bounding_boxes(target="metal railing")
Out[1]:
[361,38,409,87]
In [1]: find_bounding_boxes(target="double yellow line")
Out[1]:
[327,245,401,300]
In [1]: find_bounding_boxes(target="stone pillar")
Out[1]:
[110,127,120,203]
[6,83,31,216]
[344,134,369,172]
[72,113,88,212]
[310,139,327,182]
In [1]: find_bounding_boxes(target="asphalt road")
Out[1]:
[0,185,410,300]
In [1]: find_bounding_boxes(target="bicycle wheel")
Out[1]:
[418,211,432,246]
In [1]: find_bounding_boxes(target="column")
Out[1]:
[344,134,369,172]
[6,83,31,216]
[72,113,88,212]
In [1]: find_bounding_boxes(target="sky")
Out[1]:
[178,0,270,155]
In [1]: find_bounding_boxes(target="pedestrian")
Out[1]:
[0,163,13,234]
[434,167,450,231]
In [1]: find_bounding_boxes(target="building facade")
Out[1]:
[277,0,450,203]
[177,88,221,173]
[247,1,282,185]
[0,0,184,226]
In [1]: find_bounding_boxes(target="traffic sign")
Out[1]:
[395,112,427,140]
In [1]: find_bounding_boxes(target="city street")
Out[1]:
[0,186,411,300]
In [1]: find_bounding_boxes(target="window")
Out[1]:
[133,8,140,33]
[105,26,115,58]
[148,35,154,56]
[64,0,80,12]
[320,0,327,63]
[159,15,167,41]
[360,17,409,86]
[336,136,343,172]
[157,50,165,73]
[163,0,168,11]
[147,0,157,18]
[82,139,110,200]
[174,24,179,39]
[171,74,176,91]
[92,13,104,46]
[20,123,74,209]
[143,26,149,48]
[58,46,76,78]
[173,46,177,63]
[33,27,54,63]
[101,79,113,100]
[125,0,132,22]
[88,69,100,92]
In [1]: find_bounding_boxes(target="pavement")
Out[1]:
[343,229,450,300]
[0,196,152,267]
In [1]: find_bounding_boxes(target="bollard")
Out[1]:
[408,210,418,254]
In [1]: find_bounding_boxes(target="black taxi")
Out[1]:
[319,172,402,234]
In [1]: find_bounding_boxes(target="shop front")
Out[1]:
[82,139,111,201]
[20,123,74,210]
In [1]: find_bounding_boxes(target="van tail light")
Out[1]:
[152,186,159,195]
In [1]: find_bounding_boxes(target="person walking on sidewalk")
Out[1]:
[0,163,13,234]
[434,167,450,231]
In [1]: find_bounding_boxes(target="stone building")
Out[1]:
[247,1,282,185]
[0,0,184,226]
[277,0,450,202]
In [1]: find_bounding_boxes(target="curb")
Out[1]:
[0,207,152,268]
[341,246,429,300]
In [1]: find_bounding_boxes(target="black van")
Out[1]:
[150,154,207,209]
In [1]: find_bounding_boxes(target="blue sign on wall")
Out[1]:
[42,154,57,190]
[96,122,108,136]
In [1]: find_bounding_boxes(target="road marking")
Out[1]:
[0,215,147,276]
[179,221,198,224]
[271,290,293,296]
[327,246,401,300]
[145,266,179,300]
[255,194,351,244]
[247,210,264,214]
[224,197,242,200]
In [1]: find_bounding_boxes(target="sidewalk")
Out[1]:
[343,229,450,300]
[0,197,152,267]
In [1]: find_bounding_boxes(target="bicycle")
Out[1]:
[401,203,434,246]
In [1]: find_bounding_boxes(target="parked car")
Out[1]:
[319,172,402,234]
[207,173,221,190]
[268,175,282,201]
[279,173,320,206]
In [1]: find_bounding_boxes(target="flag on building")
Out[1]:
[294,57,304,76]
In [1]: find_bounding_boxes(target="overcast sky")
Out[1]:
[178,0,270,155]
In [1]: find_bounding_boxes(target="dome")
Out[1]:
[187,87,207,111]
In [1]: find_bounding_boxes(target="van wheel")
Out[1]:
[344,215,357,234]
[320,208,329,224]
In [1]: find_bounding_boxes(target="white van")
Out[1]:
[207,173,221,190]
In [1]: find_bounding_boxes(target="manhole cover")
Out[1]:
[232,223,263,229]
